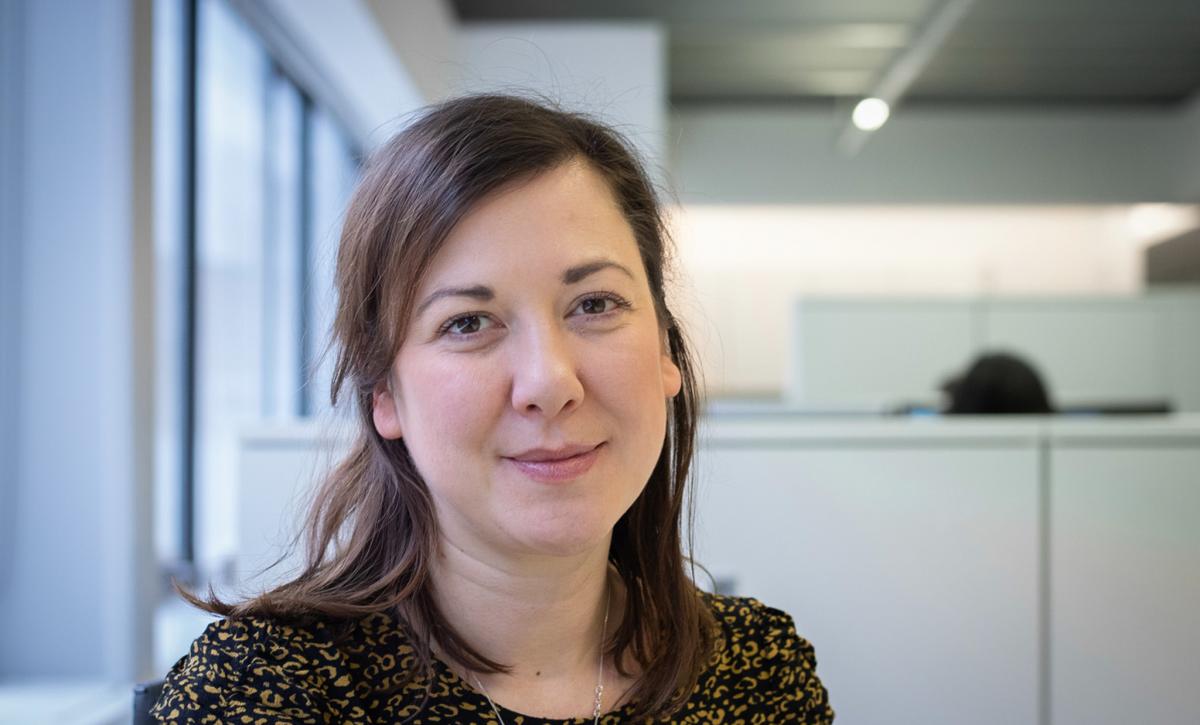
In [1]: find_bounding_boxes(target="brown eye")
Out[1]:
[439,313,493,337]
[571,292,631,317]
[451,316,481,333]
[580,297,612,314]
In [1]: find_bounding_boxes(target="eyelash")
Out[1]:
[436,291,633,338]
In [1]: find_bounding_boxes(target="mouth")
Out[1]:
[508,442,602,462]
[503,442,604,483]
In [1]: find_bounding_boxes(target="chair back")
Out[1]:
[132,679,165,725]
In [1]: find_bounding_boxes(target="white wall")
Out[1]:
[0,0,156,682]
[670,204,1199,394]
[457,22,667,177]
[245,0,434,148]
[671,105,1195,204]
[365,0,460,104]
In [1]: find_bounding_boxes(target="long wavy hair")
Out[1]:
[181,94,716,720]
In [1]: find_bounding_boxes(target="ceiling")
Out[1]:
[450,0,1200,108]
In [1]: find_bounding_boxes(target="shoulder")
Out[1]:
[700,591,816,670]
[701,590,794,632]
[696,590,835,723]
[150,611,404,724]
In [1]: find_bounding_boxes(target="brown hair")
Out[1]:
[181,94,716,720]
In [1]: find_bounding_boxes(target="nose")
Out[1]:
[509,321,584,418]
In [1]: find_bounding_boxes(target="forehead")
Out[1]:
[418,160,644,287]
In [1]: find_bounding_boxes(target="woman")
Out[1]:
[153,94,834,724]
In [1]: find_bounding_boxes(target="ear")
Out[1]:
[372,377,404,440]
[660,328,682,399]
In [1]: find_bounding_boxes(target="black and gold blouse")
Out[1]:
[151,591,834,723]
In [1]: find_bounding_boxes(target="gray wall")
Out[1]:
[1178,96,1200,202]
[1147,229,1200,284]
[0,0,156,682]
[671,104,1198,204]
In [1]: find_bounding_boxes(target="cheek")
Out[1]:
[590,331,672,432]
[593,342,671,511]
[396,355,501,469]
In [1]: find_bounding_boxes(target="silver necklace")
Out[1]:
[472,584,611,725]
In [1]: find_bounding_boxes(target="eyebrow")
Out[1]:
[562,259,635,285]
[415,284,493,316]
[416,259,636,315]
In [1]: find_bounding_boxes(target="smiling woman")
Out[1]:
[371,160,682,567]
[152,94,834,724]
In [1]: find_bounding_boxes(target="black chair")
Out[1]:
[132,679,165,725]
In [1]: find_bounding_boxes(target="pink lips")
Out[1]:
[505,443,603,483]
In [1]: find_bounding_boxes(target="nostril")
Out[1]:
[509,348,585,416]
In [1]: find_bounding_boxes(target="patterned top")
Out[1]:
[151,591,834,724]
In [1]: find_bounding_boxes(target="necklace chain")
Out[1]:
[472,583,611,725]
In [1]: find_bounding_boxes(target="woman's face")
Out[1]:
[372,160,681,561]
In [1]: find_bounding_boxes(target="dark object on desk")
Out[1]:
[891,400,1175,417]
[943,351,1055,415]
[1058,400,1174,416]
[132,679,164,725]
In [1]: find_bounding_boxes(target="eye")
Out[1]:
[571,291,631,317]
[438,313,494,337]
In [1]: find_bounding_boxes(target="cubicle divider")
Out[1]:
[1046,421,1200,725]
[694,418,1043,725]
[236,415,1200,725]
[791,292,1200,412]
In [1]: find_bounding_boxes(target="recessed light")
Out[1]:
[852,97,890,132]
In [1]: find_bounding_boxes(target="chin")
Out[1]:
[511,516,612,558]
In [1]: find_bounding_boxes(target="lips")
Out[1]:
[504,442,604,483]
[508,442,601,462]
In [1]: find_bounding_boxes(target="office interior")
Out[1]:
[1,0,1198,723]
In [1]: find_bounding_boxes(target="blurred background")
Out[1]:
[1,0,1198,723]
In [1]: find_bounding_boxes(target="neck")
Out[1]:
[429,533,620,682]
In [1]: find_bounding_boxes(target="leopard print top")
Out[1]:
[151,591,834,723]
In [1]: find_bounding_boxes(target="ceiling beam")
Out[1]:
[837,0,976,156]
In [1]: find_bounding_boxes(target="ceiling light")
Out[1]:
[852,97,890,131]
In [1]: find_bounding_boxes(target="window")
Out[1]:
[303,106,359,417]
[194,0,271,570]
[156,0,361,589]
